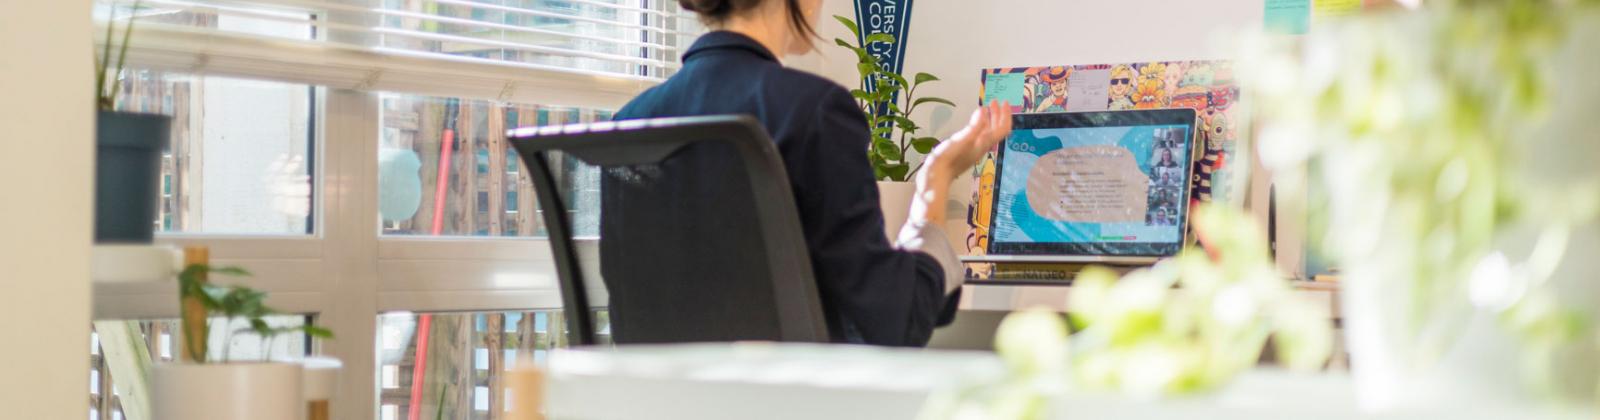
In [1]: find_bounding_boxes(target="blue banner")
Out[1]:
[854,0,914,83]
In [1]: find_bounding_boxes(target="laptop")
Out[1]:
[961,109,1200,265]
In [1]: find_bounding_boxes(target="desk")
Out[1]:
[931,282,1342,351]
[958,281,1339,316]
[545,343,1590,420]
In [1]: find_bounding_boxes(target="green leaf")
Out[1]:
[97,3,117,108]
[209,266,251,277]
[874,138,903,161]
[241,298,270,319]
[911,137,940,154]
[873,83,900,100]
[1108,310,1164,346]
[886,72,909,90]
[833,38,869,62]
[914,72,941,85]
[178,264,253,304]
[1065,312,1090,332]
[872,75,893,89]
[302,325,335,339]
[833,15,860,38]
[882,163,910,182]
[857,63,876,78]
[869,153,888,180]
[435,384,449,420]
[868,91,891,107]
[871,126,894,139]
[892,116,920,132]
[106,0,145,110]
[179,267,205,294]
[201,284,232,308]
[849,89,873,102]
[914,97,957,108]
[250,318,273,336]
[865,33,896,46]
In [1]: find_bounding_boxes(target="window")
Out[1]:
[375,310,610,420]
[101,0,318,236]
[114,70,318,235]
[93,0,699,419]
[378,94,606,238]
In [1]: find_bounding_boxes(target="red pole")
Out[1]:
[429,128,456,235]
[406,314,434,420]
[411,100,456,419]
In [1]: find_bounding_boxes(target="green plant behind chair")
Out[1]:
[832,15,956,182]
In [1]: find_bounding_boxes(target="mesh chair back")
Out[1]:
[508,116,828,345]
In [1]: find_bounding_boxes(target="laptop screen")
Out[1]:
[988,110,1196,257]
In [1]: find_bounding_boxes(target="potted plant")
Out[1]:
[152,257,334,420]
[95,0,167,244]
[1248,0,1600,409]
[832,15,956,240]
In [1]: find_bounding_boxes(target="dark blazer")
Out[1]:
[607,31,959,346]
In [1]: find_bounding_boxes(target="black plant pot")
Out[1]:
[96,110,169,244]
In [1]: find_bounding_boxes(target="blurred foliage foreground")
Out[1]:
[922,206,1331,420]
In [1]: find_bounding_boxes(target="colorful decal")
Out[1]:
[971,61,1245,273]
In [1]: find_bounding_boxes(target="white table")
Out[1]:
[547,343,996,420]
[545,343,1590,420]
[959,281,1340,319]
[932,282,1342,353]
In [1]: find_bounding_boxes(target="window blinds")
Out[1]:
[95,0,704,108]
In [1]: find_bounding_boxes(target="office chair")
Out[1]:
[508,115,830,346]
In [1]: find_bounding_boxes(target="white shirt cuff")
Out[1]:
[895,219,965,295]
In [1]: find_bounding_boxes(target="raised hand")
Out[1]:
[926,100,1013,179]
[910,100,1013,226]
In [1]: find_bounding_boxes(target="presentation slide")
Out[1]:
[991,124,1190,246]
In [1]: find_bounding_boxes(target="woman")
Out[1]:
[1156,148,1178,168]
[608,0,1011,346]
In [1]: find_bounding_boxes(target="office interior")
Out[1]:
[3,0,1599,419]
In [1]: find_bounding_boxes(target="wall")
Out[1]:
[789,0,1266,234]
[0,1,94,419]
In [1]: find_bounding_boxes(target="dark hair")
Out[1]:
[679,0,818,49]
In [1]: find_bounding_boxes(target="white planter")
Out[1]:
[301,357,341,402]
[153,362,305,420]
[877,181,917,243]
[303,357,342,420]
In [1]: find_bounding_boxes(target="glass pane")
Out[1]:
[89,316,318,419]
[112,70,317,235]
[378,94,606,237]
[376,310,609,419]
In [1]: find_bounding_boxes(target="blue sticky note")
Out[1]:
[1265,0,1310,35]
[983,73,1026,108]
